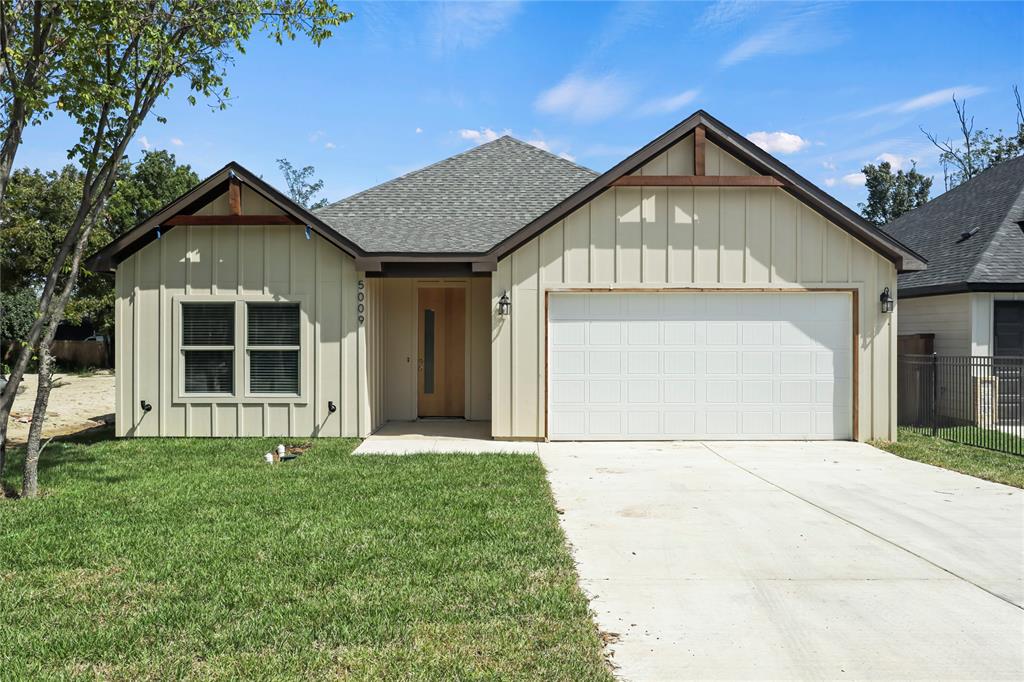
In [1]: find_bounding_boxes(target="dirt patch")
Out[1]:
[6,371,115,444]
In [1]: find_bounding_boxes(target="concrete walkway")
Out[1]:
[353,420,537,454]
[539,441,1024,681]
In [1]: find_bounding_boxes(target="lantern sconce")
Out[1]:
[879,287,894,314]
[497,291,511,317]
[140,400,152,413]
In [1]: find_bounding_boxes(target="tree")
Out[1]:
[1,1,352,497]
[277,157,328,209]
[923,87,1024,190]
[859,160,932,227]
[0,287,37,366]
[0,0,73,205]
[0,151,199,339]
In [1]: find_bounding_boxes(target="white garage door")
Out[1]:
[548,292,853,440]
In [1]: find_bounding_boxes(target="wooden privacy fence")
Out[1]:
[898,354,1023,456]
[51,340,110,369]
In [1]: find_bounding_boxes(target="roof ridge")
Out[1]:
[316,136,596,215]
[496,134,599,176]
[315,136,521,214]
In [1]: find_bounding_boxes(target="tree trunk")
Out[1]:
[22,344,54,498]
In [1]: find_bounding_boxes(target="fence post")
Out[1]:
[931,352,938,437]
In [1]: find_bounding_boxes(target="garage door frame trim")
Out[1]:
[543,287,860,441]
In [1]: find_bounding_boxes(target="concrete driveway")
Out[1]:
[539,441,1024,681]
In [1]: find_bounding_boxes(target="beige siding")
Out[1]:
[380,277,491,422]
[970,292,1024,356]
[115,185,373,437]
[898,294,972,356]
[493,163,899,441]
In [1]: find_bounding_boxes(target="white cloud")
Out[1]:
[822,160,836,171]
[170,137,183,147]
[698,0,756,28]
[746,130,810,154]
[308,130,326,143]
[324,142,336,150]
[535,73,630,123]
[841,172,866,187]
[558,151,577,163]
[138,135,151,151]
[875,152,903,169]
[853,85,988,118]
[638,89,700,116]
[526,138,550,151]
[719,6,842,68]
[430,1,520,53]
[459,127,507,144]
[824,178,837,187]
[415,127,423,134]
[894,85,987,113]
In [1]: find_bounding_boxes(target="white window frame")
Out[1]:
[172,294,310,405]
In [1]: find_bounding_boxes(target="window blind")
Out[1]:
[182,303,234,346]
[249,350,299,393]
[248,304,300,346]
[184,350,233,393]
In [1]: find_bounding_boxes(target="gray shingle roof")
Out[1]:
[883,155,1024,295]
[314,136,598,254]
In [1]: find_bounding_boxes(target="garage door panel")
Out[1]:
[548,291,853,441]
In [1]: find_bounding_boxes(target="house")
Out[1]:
[86,111,924,442]
[883,155,1024,357]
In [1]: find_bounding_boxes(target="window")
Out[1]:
[247,303,300,394]
[181,303,234,394]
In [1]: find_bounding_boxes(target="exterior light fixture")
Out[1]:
[879,287,894,314]
[497,291,511,316]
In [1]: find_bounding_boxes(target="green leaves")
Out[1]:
[859,161,932,227]
[276,157,329,209]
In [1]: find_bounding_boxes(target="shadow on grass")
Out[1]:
[2,423,117,496]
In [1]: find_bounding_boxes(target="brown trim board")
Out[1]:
[612,175,785,187]
[542,287,860,442]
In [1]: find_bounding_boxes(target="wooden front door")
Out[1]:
[417,287,466,417]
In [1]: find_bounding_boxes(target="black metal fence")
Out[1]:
[898,354,1024,456]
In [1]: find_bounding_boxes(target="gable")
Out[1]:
[491,110,925,274]
[86,162,362,273]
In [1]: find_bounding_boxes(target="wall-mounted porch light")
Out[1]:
[879,287,894,314]
[497,291,511,317]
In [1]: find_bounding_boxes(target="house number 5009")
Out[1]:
[357,280,365,323]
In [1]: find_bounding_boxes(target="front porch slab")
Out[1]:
[354,420,538,455]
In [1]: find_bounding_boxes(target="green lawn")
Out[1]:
[872,428,1024,489]
[0,436,612,681]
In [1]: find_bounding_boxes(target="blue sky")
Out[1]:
[20,1,1024,210]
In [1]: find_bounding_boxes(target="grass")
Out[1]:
[872,427,1024,489]
[0,436,612,681]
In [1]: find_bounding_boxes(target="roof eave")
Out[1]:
[85,162,365,273]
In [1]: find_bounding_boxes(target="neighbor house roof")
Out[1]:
[882,155,1024,297]
[314,136,598,254]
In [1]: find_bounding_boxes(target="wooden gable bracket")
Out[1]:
[694,124,706,176]
[228,175,242,215]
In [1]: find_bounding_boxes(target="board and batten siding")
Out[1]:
[115,185,379,438]
[491,136,898,442]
